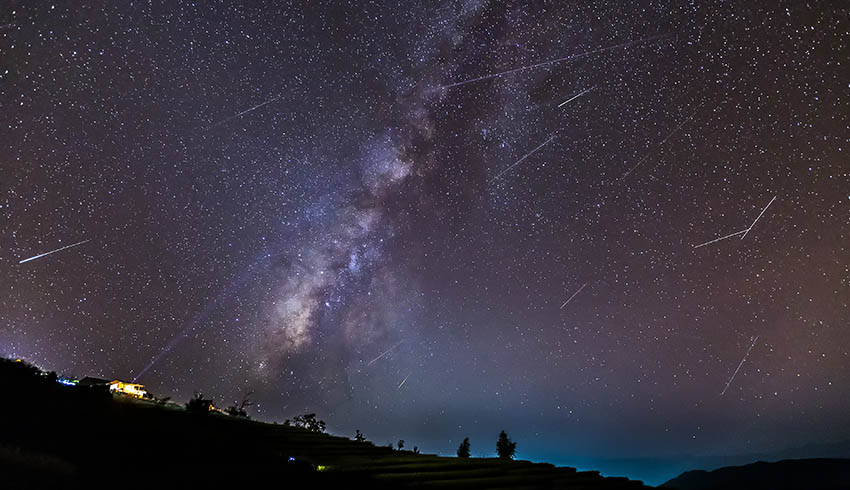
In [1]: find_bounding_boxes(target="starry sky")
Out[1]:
[2,0,848,478]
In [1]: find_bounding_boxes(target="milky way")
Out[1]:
[1,2,848,483]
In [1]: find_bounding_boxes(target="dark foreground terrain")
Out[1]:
[0,358,647,489]
[661,458,850,490]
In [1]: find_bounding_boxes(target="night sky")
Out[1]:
[2,0,848,478]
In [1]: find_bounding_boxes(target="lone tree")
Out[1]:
[457,437,471,458]
[224,391,254,418]
[354,430,367,443]
[291,413,326,433]
[496,430,516,460]
[397,440,405,451]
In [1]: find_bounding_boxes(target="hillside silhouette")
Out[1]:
[0,357,648,489]
[661,458,850,490]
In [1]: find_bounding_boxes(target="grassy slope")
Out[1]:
[0,359,649,489]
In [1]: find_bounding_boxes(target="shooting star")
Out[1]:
[558,86,595,108]
[740,195,777,240]
[560,283,588,309]
[618,102,703,181]
[693,229,748,249]
[19,239,90,264]
[204,95,283,131]
[693,195,778,249]
[397,373,412,390]
[721,335,759,396]
[367,341,403,366]
[435,34,670,91]
[488,136,556,185]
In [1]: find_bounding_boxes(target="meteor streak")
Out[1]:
[560,283,588,309]
[19,239,90,264]
[693,229,748,249]
[488,136,556,185]
[204,95,283,131]
[619,103,703,181]
[694,196,778,249]
[436,34,670,91]
[367,341,403,366]
[558,86,595,108]
[397,373,412,390]
[721,335,759,396]
[740,195,777,240]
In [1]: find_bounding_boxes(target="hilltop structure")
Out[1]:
[108,380,148,398]
[74,377,148,398]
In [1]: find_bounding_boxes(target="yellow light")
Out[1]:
[317,465,329,472]
[109,380,148,398]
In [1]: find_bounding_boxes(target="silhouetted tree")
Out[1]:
[185,392,214,414]
[397,440,404,451]
[413,446,420,454]
[496,430,516,460]
[354,430,366,443]
[457,437,471,458]
[224,391,254,418]
[224,405,246,417]
[291,413,326,433]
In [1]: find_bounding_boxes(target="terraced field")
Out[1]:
[330,454,648,489]
[205,423,649,489]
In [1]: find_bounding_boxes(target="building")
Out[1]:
[78,377,110,388]
[108,380,148,398]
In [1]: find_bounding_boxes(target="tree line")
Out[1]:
[456,431,516,460]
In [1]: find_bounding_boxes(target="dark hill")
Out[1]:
[0,358,648,489]
[661,458,850,490]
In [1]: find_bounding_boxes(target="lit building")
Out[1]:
[108,380,148,398]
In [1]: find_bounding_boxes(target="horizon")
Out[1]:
[10,354,850,487]
[2,2,847,486]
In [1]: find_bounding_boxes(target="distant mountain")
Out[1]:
[660,458,850,490]
[742,440,850,462]
[569,439,850,486]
